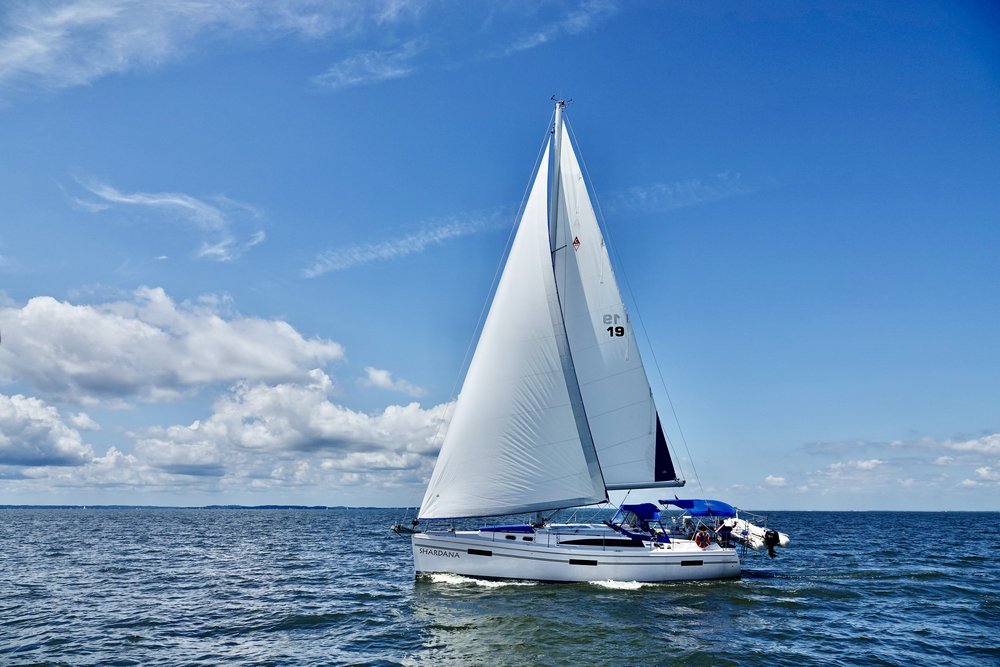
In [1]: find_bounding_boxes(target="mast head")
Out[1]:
[550,95,573,111]
[550,96,573,136]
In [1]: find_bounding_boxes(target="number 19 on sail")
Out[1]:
[604,313,625,337]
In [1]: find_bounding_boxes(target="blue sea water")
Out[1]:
[1,508,997,666]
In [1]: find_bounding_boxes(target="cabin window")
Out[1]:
[559,538,644,548]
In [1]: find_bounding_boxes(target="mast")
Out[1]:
[548,99,566,252]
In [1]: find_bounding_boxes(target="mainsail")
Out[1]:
[418,108,681,522]
[418,144,607,520]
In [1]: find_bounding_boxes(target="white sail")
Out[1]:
[404,103,745,585]
[552,123,680,488]
[418,144,607,520]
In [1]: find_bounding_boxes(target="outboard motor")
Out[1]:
[763,529,780,559]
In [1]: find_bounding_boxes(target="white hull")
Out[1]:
[412,524,741,583]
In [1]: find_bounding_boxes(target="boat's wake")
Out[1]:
[426,574,649,589]
[588,580,647,590]
[427,573,538,588]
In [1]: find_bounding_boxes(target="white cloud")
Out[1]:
[793,436,1000,502]
[947,434,1000,456]
[0,287,344,405]
[805,458,888,493]
[0,0,410,99]
[764,474,787,487]
[0,371,453,499]
[319,450,424,473]
[68,412,101,431]
[75,179,265,262]
[198,369,446,455]
[611,171,755,212]
[131,370,451,487]
[0,253,21,274]
[373,0,427,25]
[79,446,150,487]
[312,39,423,91]
[820,459,884,474]
[303,211,505,276]
[134,425,228,478]
[502,0,617,55]
[0,394,94,466]
[0,1,622,104]
[198,229,266,262]
[975,466,1000,482]
[79,180,233,230]
[360,366,426,397]
[12,444,204,494]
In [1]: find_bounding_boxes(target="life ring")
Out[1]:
[694,530,710,549]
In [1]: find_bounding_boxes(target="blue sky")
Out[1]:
[0,0,997,510]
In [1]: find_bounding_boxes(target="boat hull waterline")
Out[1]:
[412,529,741,583]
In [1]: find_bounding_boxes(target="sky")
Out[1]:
[0,0,997,511]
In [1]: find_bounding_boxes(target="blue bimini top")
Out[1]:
[620,503,661,522]
[659,498,737,518]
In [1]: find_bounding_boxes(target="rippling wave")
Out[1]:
[0,508,996,666]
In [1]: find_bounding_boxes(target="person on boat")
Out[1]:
[716,522,733,547]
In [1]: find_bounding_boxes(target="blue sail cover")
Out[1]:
[659,499,736,518]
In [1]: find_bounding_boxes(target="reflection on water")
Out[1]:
[409,574,739,666]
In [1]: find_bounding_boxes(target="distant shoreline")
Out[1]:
[0,505,408,510]
[0,505,995,512]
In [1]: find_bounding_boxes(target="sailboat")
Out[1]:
[401,101,741,582]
